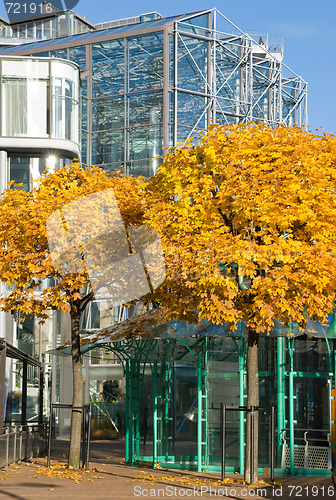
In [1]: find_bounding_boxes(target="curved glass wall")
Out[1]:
[0,57,79,144]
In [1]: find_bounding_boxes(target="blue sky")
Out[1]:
[1,0,334,133]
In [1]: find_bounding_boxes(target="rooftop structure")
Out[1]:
[0,8,308,176]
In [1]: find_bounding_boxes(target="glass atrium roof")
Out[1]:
[0,11,209,54]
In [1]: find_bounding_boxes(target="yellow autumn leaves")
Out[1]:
[145,123,336,333]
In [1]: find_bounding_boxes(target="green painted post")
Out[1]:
[277,337,286,451]
[238,340,245,474]
[197,353,202,472]
[129,359,135,466]
[125,360,130,464]
[203,338,208,470]
[135,361,140,460]
[288,338,295,475]
[164,363,169,460]
[153,361,158,467]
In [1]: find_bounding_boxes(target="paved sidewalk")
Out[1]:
[0,440,333,499]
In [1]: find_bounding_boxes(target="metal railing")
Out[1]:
[281,428,331,469]
[0,424,48,469]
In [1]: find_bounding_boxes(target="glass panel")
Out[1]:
[10,156,30,191]
[92,96,124,131]
[176,126,202,144]
[81,96,88,131]
[52,77,78,142]
[128,32,163,93]
[128,125,163,163]
[9,359,23,424]
[81,75,88,98]
[177,35,208,93]
[128,91,163,128]
[92,39,125,97]
[92,129,124,165]
[293,378,330,433]
[68,46,86,70]
[27,365,39,423]
[128,159,158,178]
[178,13,209,36]
[177,92,207,130]
[169,34,174,86]
[207,337,240,467]
[9,157,47,191]
[80,130,88,164]
[292,337,330,373]
[50,49,67,59]
[35,21,43,40]
[2,79,27,136]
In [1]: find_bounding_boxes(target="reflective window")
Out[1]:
[51,61,79,142]
[177,92,207,130]
[9,156,47,191]
[92,39,125,97]
[128,125,163,162]
[80,130,88,164]
[2,59,49,138]
[128,159,160,178]
[92,129,124,165]
[92,96,124,131]
[128,33,163,93]
[128,91,163,127]
[68,46,86,70]
[177,35,208,93]
[27,365,40,423]
[50,49,68,59]
[177,13,209,36]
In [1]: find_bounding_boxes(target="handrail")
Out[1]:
[0,423,48,469]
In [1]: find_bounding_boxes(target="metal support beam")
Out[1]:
[197,353,203,472]
[288,338,295,475]
[153,361,158,467]
[22,360,27,426]
[277,337,285,452]
[0,347,6,433]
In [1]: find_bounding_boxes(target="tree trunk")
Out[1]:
[244,328,259,484]
[68,312,83,469]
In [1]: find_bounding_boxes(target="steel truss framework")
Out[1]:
[172,9,308,146]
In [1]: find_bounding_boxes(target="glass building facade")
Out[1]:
[0,9,308,177]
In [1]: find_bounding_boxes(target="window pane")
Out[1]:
[80,130,88,164]
[177,35,208,93]
[128,91,163,127]
[92,129,124,165]
[2,79,27,136]
[128,33,163,93]
[92,96,124,131]
[50,49,68,59]
[10,156,30,190]
[128,159,161,178]
[9,157,46,191]
[177,92,207,130]
[128,125,163,163]
[92,40,124,97]
[69,46,86,70]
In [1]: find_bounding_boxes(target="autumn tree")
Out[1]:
[0,163,145,469]
[145,123,336,482]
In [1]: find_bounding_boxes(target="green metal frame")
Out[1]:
[80,332,336,476]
